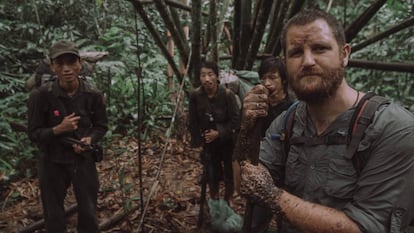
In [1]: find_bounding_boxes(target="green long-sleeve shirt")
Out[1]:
[260,101,414,233]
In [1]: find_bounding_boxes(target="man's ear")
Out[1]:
[342,44,351,67]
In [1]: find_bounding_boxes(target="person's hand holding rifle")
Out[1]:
[232,84,273,232]
[233,84,269,189]
[61,137,103,162]
[51,112,103,162]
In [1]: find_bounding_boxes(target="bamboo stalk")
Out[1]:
[352,17,414,52]
[207,0,218,61]
[244,0,274,69]
[153,0,189,66]
[190,0,202,87]
[344,0,387,43]
[273,0,305,55]
[267,0,289,55]
[216,0,231,46]
[139,0,209,16]
[235,0,252,69]
[169,4,187,49]
[348,59,414,73]
[264,0,283,53]
[130,0,183,83]
[232,0,242,68]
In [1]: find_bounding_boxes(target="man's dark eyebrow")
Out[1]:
[287,47,302,56]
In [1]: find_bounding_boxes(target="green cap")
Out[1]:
[49,40,80,59]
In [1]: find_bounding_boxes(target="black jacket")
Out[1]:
[27,78,108,163]
[188,85,240,148]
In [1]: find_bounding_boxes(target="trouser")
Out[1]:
[38,156,99,233]
[205,142,234,202]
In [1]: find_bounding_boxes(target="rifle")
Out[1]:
[233,118,265,233]
[61,137,103,162]
[197,112,216,228]
[197,150,210,228]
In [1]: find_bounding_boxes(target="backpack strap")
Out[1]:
[281,101,300,141]
[270,101,299,140]
[272,94,389,175]
[270,101,299,157]
[346,93,390,173]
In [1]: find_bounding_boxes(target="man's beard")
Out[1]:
[289,64,344,105]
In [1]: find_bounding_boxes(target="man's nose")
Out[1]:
[62,63,72,72]
[262,78,271,87]
[302,50,316,67]
[206,75,215,82]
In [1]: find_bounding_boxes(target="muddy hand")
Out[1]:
[241,84,269,130]
[239,162,282,209]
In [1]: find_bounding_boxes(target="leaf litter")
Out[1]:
[0,136,248,233]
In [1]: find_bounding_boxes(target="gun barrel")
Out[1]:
[62,137,93,150]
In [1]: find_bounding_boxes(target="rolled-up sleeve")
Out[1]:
[343,104,414,232]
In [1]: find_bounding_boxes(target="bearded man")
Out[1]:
[234,9,414,233]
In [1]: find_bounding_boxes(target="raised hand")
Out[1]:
[53,112,80,135]
[241,84,269,130]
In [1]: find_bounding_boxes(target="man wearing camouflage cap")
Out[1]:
[27,40,108,233]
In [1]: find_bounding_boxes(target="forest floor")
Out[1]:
[0,135,255,233]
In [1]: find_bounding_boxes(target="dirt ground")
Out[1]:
[0,136,251,233]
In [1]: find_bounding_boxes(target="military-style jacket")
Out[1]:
[27,78,108,163]
[188,85,240,149]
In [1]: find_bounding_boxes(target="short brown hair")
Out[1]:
[280,9,346,55]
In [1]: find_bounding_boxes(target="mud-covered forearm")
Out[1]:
[240,162,283,208]
[233,84,269,163]
[239,163,361,233]
[276,191,362,233]
[232,121,263,164]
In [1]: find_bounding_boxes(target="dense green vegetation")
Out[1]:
[0,0,413,182]
[0,1,172,181]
